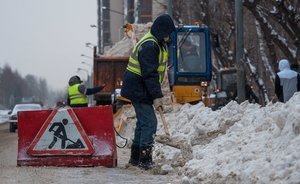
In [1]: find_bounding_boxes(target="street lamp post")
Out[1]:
[235,0,246,103]
[168,0,173,19]
[102,6,126,46]
[102,6,125,16]
[81,61,93,89]
[77,68,89,87]
[86,42,97,49]
[80,54,93,88]
[97,0,104,55]
[86,25,102,55]
[77,67,94,106]
[80,54,93,60]
[81,61,92,67]
[96,1,126,55]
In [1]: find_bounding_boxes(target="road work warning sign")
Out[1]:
[27,108,94,156]
[18,106,117,167]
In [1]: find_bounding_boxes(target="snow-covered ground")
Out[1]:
[119,92,300,183]
[101,20,300,182]
[0,110,10,124]
[1,92,299,183]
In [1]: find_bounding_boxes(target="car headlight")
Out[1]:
[10,115,17,120]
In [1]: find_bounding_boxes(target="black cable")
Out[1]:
[113,126,128,148]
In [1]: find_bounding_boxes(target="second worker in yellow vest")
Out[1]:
[67,75,106,108]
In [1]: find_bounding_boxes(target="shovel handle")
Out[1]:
[116,118,124,133]
[158,107,171,136]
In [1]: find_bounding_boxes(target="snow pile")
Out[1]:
[116,91,300,183]
[0,110,10,124]
[109,25,300,181]
[104,36,134,56]
[152,92,300,183]
[104,23,152,56]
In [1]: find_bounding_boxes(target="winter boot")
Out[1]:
[128,144,140,166]
[139,146,154,170]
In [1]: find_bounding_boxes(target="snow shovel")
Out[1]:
[156,107,188,150]
[158,106,171,136]
[116,114,127,133]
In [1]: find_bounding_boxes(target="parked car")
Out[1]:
[8,104,42,132]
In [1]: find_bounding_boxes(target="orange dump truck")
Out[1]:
[93,50,129,106]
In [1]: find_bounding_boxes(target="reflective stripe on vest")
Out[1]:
[68,84,88,105]
[127,31,168,83]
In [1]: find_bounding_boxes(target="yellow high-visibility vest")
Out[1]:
[127,31,168,83]
[68,84,88,105]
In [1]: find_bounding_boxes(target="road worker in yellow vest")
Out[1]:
[121,14,175,170]
[67,75,105,108]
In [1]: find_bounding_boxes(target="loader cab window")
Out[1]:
[171,25,212,85]
[177,32,206,73]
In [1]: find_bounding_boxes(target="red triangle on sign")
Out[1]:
[27,108,94,156]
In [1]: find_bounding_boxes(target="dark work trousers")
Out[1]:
[132,102,158,147]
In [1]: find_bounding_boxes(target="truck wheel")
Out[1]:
[9,123,15,133]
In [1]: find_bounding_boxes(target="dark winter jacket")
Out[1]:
[275,59,300,102]
[121,14,175,104]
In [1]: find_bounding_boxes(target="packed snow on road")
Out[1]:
[0,92,299,183]
[0,110,9,124]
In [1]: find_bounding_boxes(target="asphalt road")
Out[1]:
[0,123,180,184]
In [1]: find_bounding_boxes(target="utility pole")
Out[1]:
[97,0,101,55]
[235,0,246,103]
[168,0,173,19]
[97,0,104,55]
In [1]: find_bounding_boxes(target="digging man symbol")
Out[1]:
[48,119,69,149]
[48,118,85,149]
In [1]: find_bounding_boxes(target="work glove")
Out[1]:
[153,97,164,111]
[99,84,106,90]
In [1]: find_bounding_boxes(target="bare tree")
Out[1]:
[173,0,300,104]
[0,64,53,108]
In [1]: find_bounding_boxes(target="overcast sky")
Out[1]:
[0,0,97,91]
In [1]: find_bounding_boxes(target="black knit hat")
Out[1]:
[151,14,175,42]
[68,75,82,86]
